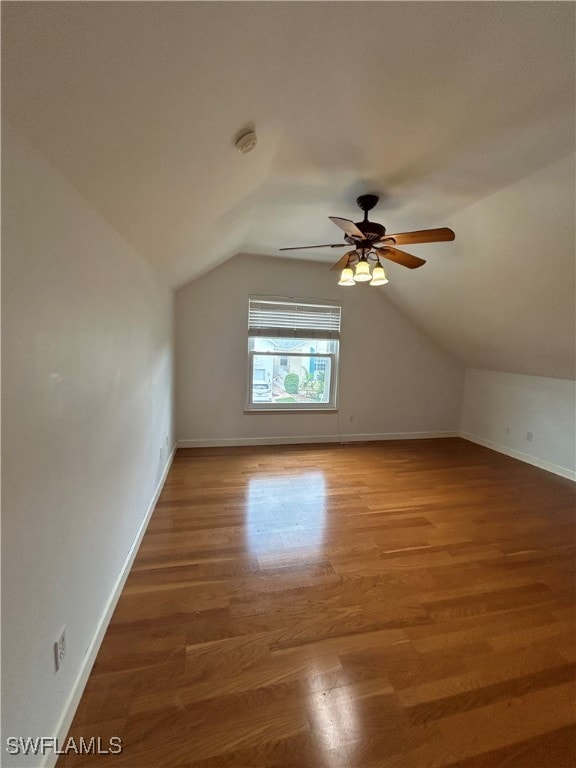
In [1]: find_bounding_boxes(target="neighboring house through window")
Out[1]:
[247,296,341,410]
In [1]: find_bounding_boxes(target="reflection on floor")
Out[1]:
[246,472,326,560]
[307,664,359,759]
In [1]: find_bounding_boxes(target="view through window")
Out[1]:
[247,297,341,410]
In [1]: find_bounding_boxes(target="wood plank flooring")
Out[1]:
[57,439,576,767]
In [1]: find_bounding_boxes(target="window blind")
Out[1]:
[248,297,341,340]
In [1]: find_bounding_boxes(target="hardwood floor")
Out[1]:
[57,439,576,768]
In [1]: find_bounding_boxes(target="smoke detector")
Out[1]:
[234,128,257,154]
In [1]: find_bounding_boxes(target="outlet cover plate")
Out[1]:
[54,629,66,671]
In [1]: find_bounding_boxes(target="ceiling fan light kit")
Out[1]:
[336,249,389,287]
[279,194,455,286]
[370,264,389,286]
[338,267,355,286]
[353,256,372,282]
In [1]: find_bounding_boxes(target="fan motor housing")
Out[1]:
[344,220,386,244]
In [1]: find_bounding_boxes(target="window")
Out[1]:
[247,296,341,410]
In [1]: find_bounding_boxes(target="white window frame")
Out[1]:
[246,296,341,412]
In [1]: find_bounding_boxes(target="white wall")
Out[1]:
[460,369,576,480]
[175,254,464,445]
[1,125,174,767]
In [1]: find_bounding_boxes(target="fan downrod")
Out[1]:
[356,194,379,213]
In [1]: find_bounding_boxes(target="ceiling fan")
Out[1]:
[279,194,455,284]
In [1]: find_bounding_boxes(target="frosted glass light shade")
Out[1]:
[338,267,355,286]
[354,259,372,282]
[370,266,389,286]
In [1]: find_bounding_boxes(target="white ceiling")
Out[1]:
[3,1,575,376]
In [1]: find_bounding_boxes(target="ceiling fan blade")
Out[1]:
[329,217,365,239]
[330,251,357,271]
[378,227,455,246]
[279,243,347,251]
[376,246,426,269]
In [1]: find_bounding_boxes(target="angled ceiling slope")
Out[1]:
[2,2,575,377]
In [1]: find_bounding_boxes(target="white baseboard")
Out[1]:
[43,444,177,768]
[178,431,458,448]
[460,432,576,481]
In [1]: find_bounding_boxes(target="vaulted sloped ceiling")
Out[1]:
[2,2,574,377]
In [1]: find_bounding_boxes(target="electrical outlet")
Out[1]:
[527,431,534,442]
[54,629,66,672]
[505,426,510,435]
[160,445,164,462]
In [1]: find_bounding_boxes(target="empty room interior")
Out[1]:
[2,2,576,768]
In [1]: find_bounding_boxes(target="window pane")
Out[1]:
[246,296,340,410]
[250,337,335,354]
[251,354,332,405]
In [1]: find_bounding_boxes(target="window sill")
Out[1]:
[244,407,338,414]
